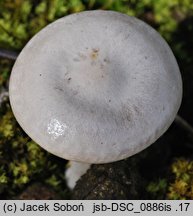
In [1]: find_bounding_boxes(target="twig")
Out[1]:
[0,48,18,60]
[175,115,193,138]
[0,89,9,106]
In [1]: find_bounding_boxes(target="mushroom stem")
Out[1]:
[65,161,91,190]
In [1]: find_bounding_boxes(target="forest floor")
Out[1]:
[0,0,193,199]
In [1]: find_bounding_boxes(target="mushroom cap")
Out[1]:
[9,10,182,164]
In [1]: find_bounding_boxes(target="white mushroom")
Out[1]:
[9,10,182,188]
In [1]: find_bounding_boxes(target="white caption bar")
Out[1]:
[0,200,192,216]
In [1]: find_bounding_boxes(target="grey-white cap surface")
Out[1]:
[9,10,182,163]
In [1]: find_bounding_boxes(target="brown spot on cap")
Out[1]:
[91,48,99,60]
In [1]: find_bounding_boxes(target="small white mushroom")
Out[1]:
[9,10,182,188]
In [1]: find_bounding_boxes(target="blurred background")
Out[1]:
[0,0,193,199]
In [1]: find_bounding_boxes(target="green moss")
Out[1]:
[147,179,168,199]
[146,158,193,200]
[0,59,13,86]
[167,159,193,200]
[0,168,8,184]
[0,110,14,138]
